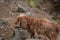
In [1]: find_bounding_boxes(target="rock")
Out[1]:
[0,0,5,4]
[0,18,14,40]
[0,18,9,26]
[16,7,27,13]
[12,28,30,40]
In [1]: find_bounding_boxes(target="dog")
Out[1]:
[15,14,59,40]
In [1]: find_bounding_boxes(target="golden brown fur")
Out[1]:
[15,15,59,40]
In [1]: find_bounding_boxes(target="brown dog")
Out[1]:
[15,14,59,40]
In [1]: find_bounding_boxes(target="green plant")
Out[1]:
[28,0,41,9]
[28,0,36,7]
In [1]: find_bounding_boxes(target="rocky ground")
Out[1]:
[0,0,60,40]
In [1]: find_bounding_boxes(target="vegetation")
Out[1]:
[28,0,36,7]
[28,0,41,9]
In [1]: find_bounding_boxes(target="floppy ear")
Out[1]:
[15,14,26,25]
[15,17,20,25]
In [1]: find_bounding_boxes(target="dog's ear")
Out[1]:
[15,14,26,25]
[15,17,20,25]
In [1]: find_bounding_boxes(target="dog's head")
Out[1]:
[15,14,28,29]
